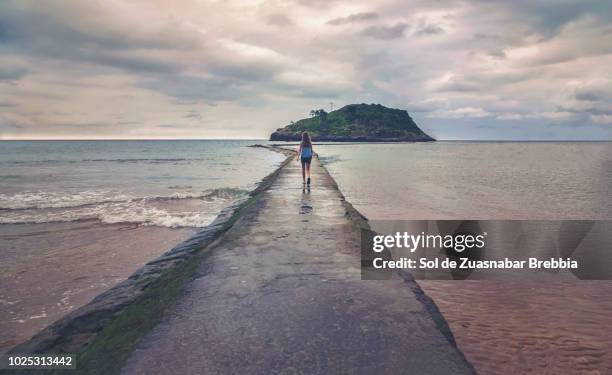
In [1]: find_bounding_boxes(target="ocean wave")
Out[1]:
[0,198,227,227]
[0,187,249,227]
[0,188,248,210]
[0,158,209,166]
[0,190,133,210]
[0,205,217,227]
[95,203,219,227]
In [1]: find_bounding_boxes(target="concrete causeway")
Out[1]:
[122,153,475,374]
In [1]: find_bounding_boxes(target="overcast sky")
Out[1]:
[1,0,611,140]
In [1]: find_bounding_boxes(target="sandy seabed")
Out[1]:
[419,280,612,374]
[0,221,196,353]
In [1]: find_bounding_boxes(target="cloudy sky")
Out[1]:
[1,0,611,140]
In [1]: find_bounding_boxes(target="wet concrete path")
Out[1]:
[122,155,475,375]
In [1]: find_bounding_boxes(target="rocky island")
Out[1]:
[270,103,435,142]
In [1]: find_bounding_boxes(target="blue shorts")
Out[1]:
[300,156,312,166]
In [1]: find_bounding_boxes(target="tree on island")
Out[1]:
[309,109,327,118]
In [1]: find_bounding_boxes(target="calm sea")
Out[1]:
[317,142,612,220]
[317,141,612,374]
[0,140,285,227]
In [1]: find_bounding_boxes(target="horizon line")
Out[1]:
[0,138,610,142]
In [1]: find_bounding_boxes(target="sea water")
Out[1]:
[0,140,284,352]
[317,141,612,220]
[0,140,285,227]
[317,141,612,374]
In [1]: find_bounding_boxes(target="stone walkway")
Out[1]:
[122,155,474,375]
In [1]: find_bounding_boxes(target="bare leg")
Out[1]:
[301,162,306,183]
[306,163,311,178]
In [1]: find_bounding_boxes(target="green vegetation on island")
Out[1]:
[270,103,434,142]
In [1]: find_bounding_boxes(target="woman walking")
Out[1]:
[297,131,313,185]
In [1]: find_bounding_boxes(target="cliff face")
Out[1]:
[270,103,435,142]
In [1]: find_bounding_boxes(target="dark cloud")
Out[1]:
[0,120,27,130]
[467,0,612,39]
[436,70,541,93]
[470,32,527,53]
[266,13,294,27]
[575,89,611,102]
[288,85,343,99]
[556,87,612,117]
[87,52,179,73]
[0,66,28,80]
[474,33,493,40]
[0,2,193,50]
[487,49,507,59]
[0,0,291,106]
[208,60,279,82]
[327,12,378,25]
[413,22,444,36]
[559,105,612,116]
[437,79,481,92]
[361,23,408,40]
[404,100,445,112]
[139,75,243,102]
[515,1,612,37]
[0,1,193,74]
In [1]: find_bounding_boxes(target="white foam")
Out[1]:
[0,188,248,210]
[0,189,247,227]
[0,190,132,210]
